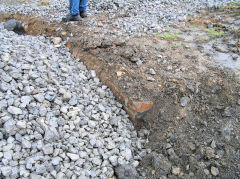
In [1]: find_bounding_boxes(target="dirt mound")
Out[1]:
[0,13,60,36]
[59,9,240,176]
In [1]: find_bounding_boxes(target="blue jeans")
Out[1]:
[69,0,79,15]
[79,0,87,12]
[69,0,87,15]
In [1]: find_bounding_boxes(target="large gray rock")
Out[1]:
[22,139,32,148]
[16,120,27,129]
[109,155,118,166]
[4,19,25,34]
[92,157,102,166]
[51,157,61,165]
[1,166,12,177]
[211,166,219,176]
[67,153,80,161]
[0,82,9,91]
[35,164,47,174]
[34,94,45,103]
[3,150,13,160]
[4,119,17,135]
[7,106,22,115]
[44,126,59,142]
[115,164,139,179]
[180,96,190,107]
[52,37,62,45]
[152,154,172,175]
[20,96,32,107]
[124,148,132,161]
[42,144,54,155]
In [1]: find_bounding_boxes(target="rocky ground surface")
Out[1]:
[0,0,240,179]
[0,0,239,36]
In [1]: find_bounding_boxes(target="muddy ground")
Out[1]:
[1,2,240,179]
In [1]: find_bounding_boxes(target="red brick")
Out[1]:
[128,101,154,113]
[66,43,71,49]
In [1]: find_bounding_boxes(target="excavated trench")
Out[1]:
[1,8,240,178]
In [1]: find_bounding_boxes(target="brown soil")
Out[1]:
[0,13,61,36]
[1,5,240,179]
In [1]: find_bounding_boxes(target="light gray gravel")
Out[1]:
[0,0,239,36]
[0,23,149,178]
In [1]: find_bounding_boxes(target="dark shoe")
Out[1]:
[62,14,80,22]
[80,11,87,18]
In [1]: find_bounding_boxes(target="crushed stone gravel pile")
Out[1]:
[0,23,150,178]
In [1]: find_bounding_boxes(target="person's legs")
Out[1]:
[79,0,88,18]
[62,0,80,22]
[70,0,80,15]
[79,0,87,12]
